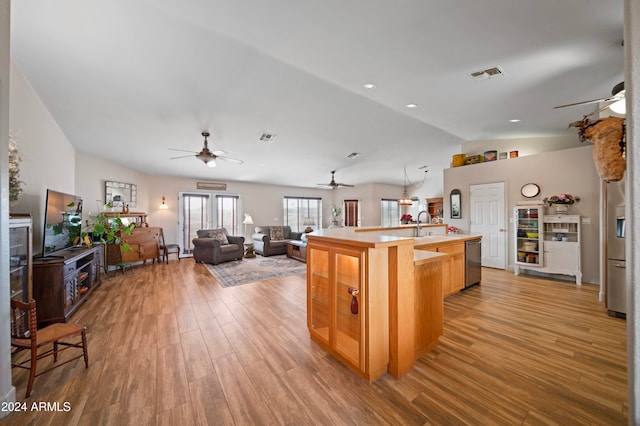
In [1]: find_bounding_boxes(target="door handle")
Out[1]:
[613,264,626,268]
[499,228,507,232]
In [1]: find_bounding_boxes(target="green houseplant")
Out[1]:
[83,211,135,252]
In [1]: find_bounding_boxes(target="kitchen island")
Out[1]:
[306,227,481,381]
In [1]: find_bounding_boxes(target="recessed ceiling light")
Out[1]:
[405,103,419,109]
[363,83,376,89]
[509,119,521,123]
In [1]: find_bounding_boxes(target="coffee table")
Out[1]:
[286,240,307,262]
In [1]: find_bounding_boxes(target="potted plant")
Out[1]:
[543,193,580,214]
[331,204,342,226]
[83,212,135,252]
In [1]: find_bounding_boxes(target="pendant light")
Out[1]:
[398,166,413,206]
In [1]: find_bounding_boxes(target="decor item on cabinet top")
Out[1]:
[543,193,581,206]
[401,214,413,224]
[447,226,459,235]
[544,193,580,215]
[8,131,24,204]
[483,150,497,162]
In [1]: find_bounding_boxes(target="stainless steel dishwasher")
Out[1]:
[465,239,481,289]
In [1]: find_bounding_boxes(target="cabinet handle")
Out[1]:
[613,264,625,268]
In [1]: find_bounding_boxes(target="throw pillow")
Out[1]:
[197,229,212,238]
[270,226,285,240]
[209,229,229,245]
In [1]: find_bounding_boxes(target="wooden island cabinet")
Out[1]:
[306,227,479,381]
[307,236,412,381]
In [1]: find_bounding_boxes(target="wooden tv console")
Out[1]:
[33,246,102,327]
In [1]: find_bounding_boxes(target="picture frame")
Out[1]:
[105,181,137,208]
[450,188,461,219]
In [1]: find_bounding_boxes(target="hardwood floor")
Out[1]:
[5,260,627,425]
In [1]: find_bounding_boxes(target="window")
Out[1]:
[180,193,210,254]
[216,194,239,234]
[381,199,400,227]
[284,197,322,232]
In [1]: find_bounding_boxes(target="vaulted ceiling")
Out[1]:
[10,0,624,187]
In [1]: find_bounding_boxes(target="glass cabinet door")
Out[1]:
[333,248,363,368]
[10,223,31,301]
[308,246,330,345]
[515,207,542,266]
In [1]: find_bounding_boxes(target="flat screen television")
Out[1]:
[42,189,83,256]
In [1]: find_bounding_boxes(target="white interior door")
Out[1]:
[469,182,507,269]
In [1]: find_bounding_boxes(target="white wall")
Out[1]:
[142,177,409,245]
[444,145,601,284]
[625,0,640,419]
[9,61,76,253]
[75,151,150,215]
[0,0,14,414]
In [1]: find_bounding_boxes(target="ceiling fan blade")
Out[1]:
[554,93,623,109]
[216,155,244,164]
[212,150,227,156]
[169,154,196,160]
[169,148,197,153]
[337,183,354,187]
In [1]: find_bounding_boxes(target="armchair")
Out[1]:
[252,225,302,256]
[192,228,245,265]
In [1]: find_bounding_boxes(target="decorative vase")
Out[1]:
[553,204,569,214]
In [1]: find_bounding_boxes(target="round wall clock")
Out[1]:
[521,183,540,198]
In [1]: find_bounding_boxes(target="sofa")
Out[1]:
[252,225,302,256]
[192,228,245,265]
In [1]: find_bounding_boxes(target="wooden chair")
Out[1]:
[10,299,89,398]
[159,228,180,263]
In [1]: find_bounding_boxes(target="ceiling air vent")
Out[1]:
[259,133,276,143]
[469,66,505,80]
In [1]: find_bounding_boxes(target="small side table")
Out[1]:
[244,243,256,258]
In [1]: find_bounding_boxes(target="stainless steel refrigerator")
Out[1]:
[606,179,626,318]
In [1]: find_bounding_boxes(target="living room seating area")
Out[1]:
[192,228,245,265]
[252,226,302,256]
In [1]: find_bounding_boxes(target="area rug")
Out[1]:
[204,255,307,287]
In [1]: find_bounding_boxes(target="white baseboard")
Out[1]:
[0,386,16,419]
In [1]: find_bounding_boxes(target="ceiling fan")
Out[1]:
[317,171,354,189]
[169,131,243,167]
[554,82,626,116]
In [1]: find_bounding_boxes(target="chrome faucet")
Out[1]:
[416,210,430,237]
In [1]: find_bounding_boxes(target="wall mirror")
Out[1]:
[105,181,137,208]
[450,188,461,219]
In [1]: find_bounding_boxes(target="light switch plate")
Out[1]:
[581,217,591,224]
